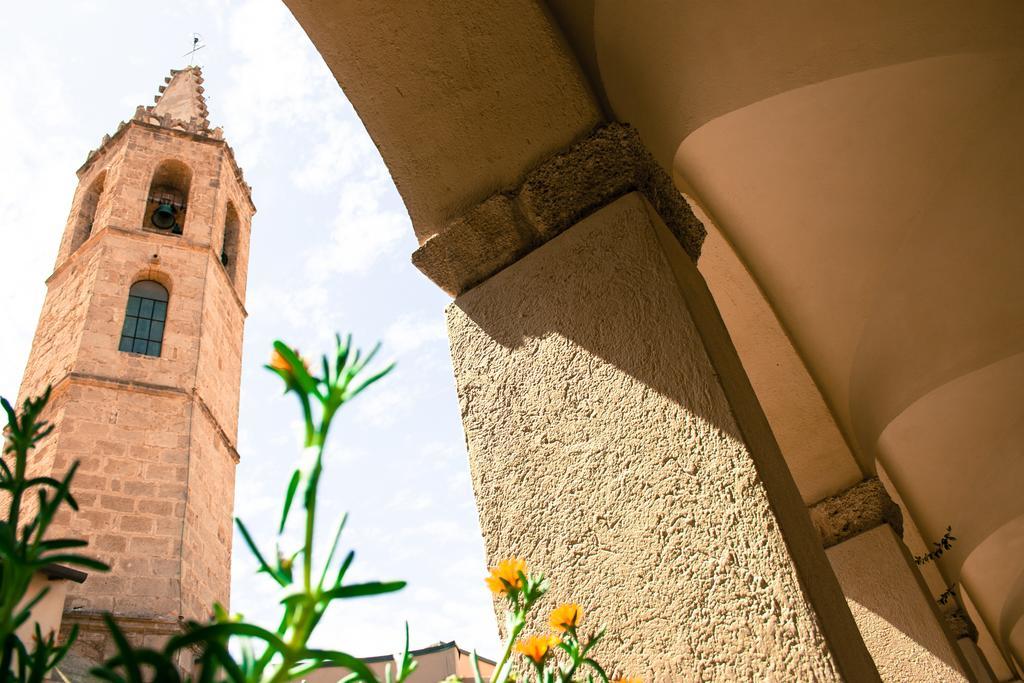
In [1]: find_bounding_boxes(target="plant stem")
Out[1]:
[492,615,526,683]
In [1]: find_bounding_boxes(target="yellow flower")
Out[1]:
[549,603,583,632]
[485,558,527,594]
[515,634,561,664]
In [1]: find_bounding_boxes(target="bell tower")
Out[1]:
[16,66,254,672]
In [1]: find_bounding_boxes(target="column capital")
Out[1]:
[809,477,904,549]
[412,123,706,295]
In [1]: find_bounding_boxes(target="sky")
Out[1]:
[0,0,500,660]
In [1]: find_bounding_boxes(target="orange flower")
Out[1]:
[612,678,643,683]
[485,558,527,594]
[515,634,561,664]
[549,603,583,632]
[269,348,308,374]
[270,348,292,372]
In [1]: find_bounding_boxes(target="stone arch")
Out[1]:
[128,266,174,298]
[70,170,106,253]
[144,159,192,235]
[221,201,240,283]
[282,0,602,243]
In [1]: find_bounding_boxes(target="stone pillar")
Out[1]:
[432,145,878,677]
[810,478,973,682]
[955,638,997,683]
[943,605,997,683]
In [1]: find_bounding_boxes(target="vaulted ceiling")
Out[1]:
[283,1,1024,675]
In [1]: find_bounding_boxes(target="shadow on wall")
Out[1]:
[827,524,969,680]
[451,195,742,444]
[446,193,886,680]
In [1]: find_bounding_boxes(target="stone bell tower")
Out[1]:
[16,66,254,672]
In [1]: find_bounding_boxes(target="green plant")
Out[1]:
[476,559,634,683]
[0,388,110,682]
[914,526,956,566]
[89,334,416,683]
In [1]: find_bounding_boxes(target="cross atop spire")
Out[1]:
[132,66,221,139]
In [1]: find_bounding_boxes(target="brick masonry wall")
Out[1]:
[50,382,190,618]
[196,256,245,440]
[19,246,103,400]
[13,114,254,674]
[181,404,237,620]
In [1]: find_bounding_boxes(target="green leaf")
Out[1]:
[391,621,418,683]
[99,614,143,683]
[235,518,285,586]
[299,648,379,682]
[170,622,289,654]
[335,549,355,587]
[36,539,89,551]
[351,341,381,376]
[321,355,332,387]
[319,512,349,589]
[471,650,485,683]
[581,658,609,683]
[337,333,352,373]
[324,580,406,600]
[279,469,301,533]
[199,640,246,683]
[17,584,51,616]
[34,555,109,571]
[22,476,67,489]
[348,362,396,401]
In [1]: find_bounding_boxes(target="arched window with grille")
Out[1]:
[118,281,168,357]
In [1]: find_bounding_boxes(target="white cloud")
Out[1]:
[352,381,419,428]
[306,174,410,279]
[384,314,449,357]
[220,0,346,169]
[291,118,376,193]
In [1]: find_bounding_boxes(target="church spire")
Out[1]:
[132,66,220,138]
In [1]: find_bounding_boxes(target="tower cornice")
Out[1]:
[76,119,255,214]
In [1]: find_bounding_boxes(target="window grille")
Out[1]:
[118,280,168,357]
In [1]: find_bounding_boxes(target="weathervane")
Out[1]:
[183,33,206,66]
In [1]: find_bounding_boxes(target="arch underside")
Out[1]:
[282,0,1024,673]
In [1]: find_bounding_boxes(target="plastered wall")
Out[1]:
[447,193,876,681]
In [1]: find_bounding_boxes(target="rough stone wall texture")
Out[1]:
[809,477,904,549]
[827,525,970,682]
[195,257,245,441]
[48,383,191,618]
[58,614,191,681]
[15,246,104,523]
[72,233,207,389]
[55,143,124,266]
[180,403,236,621]
[58,121,255,280]
[413,123,706,296]
[448,193,876,681]
[99,125,222,243]
[13,117,251,674]
[19,246,103,401]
